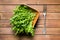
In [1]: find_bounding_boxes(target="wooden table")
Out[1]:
[0,0,60,40]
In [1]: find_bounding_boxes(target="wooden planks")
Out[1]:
[1,19,60,28]
[0,28,60,35]
[47,5,60,13]
[0,19,44,28]
[37,19,60,28]
[39,13,60,20]
[0,0,60,40]
[0,5,60,13]
[32,35,60,40]
[0,13,13,20]
[1,13,60,20]
[0,0,60,4]
[0,35,60,40]
[0,5,43,12]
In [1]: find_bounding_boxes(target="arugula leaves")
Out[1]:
[10,5,36,36]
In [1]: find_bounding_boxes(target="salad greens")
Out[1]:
[10,5,36,36]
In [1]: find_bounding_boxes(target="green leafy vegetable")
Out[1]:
[10,5,36,36]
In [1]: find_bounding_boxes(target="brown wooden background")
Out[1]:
[0,0,60,40]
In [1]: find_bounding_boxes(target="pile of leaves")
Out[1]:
[10,5,36,36]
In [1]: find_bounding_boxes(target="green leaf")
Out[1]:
[10,5,36,36]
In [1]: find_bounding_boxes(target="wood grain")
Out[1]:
[39,13,60,20]
[0,28,60,35]
[0,19,44,28]
[0,5,60,13]
[1,13,60,20]
[0,0,60,40]
[0,35,60,40]
[0,0,60,4]
[0,5,43,12]
[37,19,60,28]
[46,13,60,19]
[1,19,60,28]
[47,5,60,13]
[0,13,13,20]
[0,5,15,12]
[0,28,43,35]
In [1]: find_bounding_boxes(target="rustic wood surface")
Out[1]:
[0,0,60,4]
[0,0,60,40]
